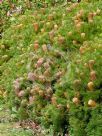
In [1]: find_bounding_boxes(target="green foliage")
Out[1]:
[86,106,102,136]
[0,0,102,135]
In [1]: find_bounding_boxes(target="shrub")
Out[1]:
[0,0,102,135]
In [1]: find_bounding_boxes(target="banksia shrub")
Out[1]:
[0,0,102,135]
[63,44,102,136]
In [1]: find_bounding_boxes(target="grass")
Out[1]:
[0,103,33,136]
[0,124,33,136]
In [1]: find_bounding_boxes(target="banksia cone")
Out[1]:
[88,99,96,107]
[73,79,81,87]
[34,41,39,50]
[29,96,34,105]
[57,104,63,109]
[87,81,94,91]
[74,19,80,25]
[79,9,84,16]
[96,9,101,15]
[64,92,68,98]
[27,72,36,82]
[81,33,86,38]
[0,45,5,49]
[88,19,93,24]
[46,87,53,95]
[90,70,96,81]
[58,36,65,44]
[38,90,44,97]
[43,62,50,69]
[38,75,45,83]
[48,14,53,21]
[21,99,27,107]
[41,28,45,33]
[42,44,48,52]
[51,96,57,105]
[30,89,35,95]
[49,31,55,40]
[88,60,95,70]
[13,80,20,91]
[88,12,94,21]
[18,90,25,97]
[43,68,51,77]
[54,24,58,30]
[66,7,71,12]
[46,22,51,27]
[68,31,72,36]
[72,97,80,105]
[79,46,86,54]
[33,23,39,32]
[66,103,70,110]
[73,40,77,45]
[37,58,44,67]
[76,23,82,31]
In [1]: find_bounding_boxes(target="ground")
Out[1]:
[0,103,33,136]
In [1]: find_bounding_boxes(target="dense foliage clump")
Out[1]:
[0,0,102,135]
